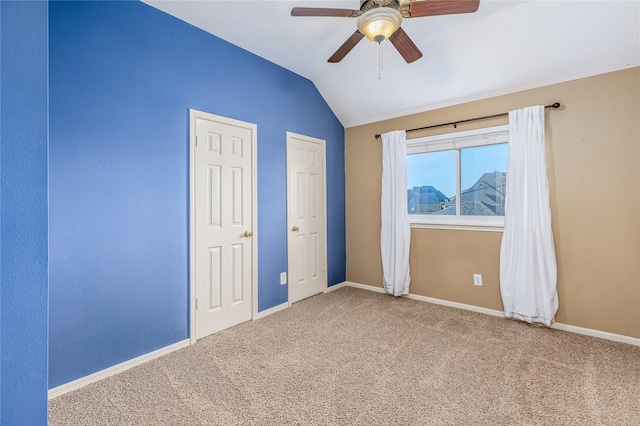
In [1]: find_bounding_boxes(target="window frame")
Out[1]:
[406,124,509,232]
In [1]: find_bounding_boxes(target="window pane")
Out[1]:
[407,150,456,215]
[460,144,507,216]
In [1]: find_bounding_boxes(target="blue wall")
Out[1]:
[0,1,49,424]
[49,1,345,388]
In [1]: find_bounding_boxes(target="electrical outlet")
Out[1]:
[280,272,287,285]
[473,274,483,286]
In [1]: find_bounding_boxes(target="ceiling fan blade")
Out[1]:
[328,30,365,63]
[291,7,359,17]
[401,0,480,18]
[389,27,423,63]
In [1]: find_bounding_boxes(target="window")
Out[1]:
[406,125,508,230]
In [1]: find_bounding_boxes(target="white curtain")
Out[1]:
[380,130,411,296]
[500,105,558,326]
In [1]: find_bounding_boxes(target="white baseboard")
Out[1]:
[344,281,640,347]
[407,292,504,318]
[344,280,386,293]
[48,339,190,400]
[255,301,289,319]
[550,322,640,346]
[324,281,349,292]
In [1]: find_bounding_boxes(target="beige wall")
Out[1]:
[345,67,640,339]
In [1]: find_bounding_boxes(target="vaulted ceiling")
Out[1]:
[144,1,640,127]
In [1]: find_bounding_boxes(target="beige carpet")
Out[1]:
[49,286,640,425]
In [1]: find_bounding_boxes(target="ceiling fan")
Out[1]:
[291,0,480,63]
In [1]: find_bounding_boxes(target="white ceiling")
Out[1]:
[143,0,640,128]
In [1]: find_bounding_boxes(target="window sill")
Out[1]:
[410,222,504,232]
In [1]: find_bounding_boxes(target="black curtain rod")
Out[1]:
[374,102,561,139]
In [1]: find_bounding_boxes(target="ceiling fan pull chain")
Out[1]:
[378,41,383,80]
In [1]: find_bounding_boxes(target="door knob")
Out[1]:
[244,231,253,238]
[292,226,299,232]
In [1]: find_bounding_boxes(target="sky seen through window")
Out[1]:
[407,144,508,198]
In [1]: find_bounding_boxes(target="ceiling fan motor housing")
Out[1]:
[360,0,401,13]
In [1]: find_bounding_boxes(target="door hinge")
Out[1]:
[195,299,198,310]
[195,136,198,147]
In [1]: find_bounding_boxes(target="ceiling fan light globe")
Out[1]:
[357,8,402,42]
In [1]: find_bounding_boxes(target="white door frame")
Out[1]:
[286,131,328,305]
[189,109,258,344]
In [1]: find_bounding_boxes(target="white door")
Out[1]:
[190,110,257,340]
[286,132,327,304]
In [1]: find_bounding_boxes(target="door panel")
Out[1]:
[192,111,256,340]
[207,246,222,310]
[287,132,327,303]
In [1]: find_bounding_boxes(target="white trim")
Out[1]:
[344,282,640,347]
[408,213,505,229]
[324,281,348,292]
[550,322,640,347]
[406,292,504,318]
[254,302,289,320]
[410,222,504,232]
[189,110,197,345]
[345,280,386,293]
[406,124,509,153]
[189,109,258,344]
[251,125,259,323]
[48,339,190,399]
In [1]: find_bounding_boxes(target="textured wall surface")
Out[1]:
[49,1,345,388]
[346,67,640,339]
[0,1,49,424]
